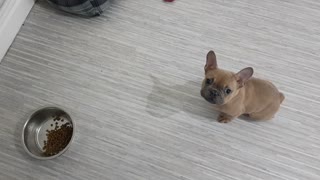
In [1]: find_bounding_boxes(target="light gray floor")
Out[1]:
[1,0,320,179]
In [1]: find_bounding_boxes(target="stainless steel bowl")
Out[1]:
[22,107,75,160]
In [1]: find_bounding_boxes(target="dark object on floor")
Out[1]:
[47,0,111,16]
[164,0,175,2]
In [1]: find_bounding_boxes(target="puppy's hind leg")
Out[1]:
[249,103,280,120]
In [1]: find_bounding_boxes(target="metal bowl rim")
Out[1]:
[21,106,75,160]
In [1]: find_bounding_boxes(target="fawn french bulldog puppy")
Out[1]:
[201,51,284,123]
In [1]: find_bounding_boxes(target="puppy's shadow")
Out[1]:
[146,75,218,120]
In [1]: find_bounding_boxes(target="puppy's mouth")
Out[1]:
[205,98,217,104]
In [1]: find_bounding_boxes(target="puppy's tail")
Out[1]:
[279,92,285,104]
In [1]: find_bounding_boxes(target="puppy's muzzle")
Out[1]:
[201,88,223,105]
[209,89,220,98]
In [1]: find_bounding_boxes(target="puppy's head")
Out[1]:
[200,50,253,105]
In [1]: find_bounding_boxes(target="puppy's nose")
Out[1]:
[210,90,219,97]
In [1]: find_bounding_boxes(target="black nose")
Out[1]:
[210,90,219,97]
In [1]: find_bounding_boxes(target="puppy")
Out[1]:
[201,50,284,123]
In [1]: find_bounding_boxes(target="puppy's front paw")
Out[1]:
[218,113,232,123]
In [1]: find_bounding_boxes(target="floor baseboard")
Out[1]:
[0,0,35,62]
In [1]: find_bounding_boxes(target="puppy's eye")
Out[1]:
[206,78,213,85]
[225,88,232,94]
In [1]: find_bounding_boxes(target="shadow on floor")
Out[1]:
[146,75,218,121]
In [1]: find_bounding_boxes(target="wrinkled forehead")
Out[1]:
[206,69,236,88]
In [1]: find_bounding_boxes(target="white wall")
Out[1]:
[0,0,35,62]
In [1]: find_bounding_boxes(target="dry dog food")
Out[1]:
[43,116,73,156]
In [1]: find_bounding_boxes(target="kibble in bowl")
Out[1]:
[22,107,75,160]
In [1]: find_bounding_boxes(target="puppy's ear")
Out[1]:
[236,67,253,87]
[205,50,217,72]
